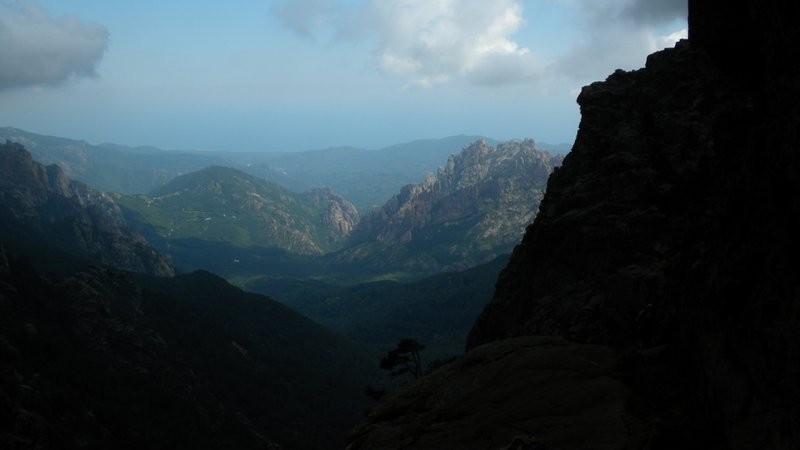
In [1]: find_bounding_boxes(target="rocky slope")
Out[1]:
[119,166,358,256]
[349,1,800,448]
[348,336,646,450]
[303,187,360,241]
[338,139,560,276]
[0,247,375,450]
[0,142,174,276]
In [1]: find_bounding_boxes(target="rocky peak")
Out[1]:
[0,142,174,277]
[429,139,555,195]
[351,138,558,246]
[338,139,559,275]
[0,141,122,221]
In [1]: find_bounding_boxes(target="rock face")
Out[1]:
[350,1,800,449]
[348,336,646,450]
[340,139,560,275]
[468,41,727,348]
[303,187,360,245]
[0,142,174,276]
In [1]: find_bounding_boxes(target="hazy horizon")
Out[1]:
[2,125,574,154]
[0,0,687,152]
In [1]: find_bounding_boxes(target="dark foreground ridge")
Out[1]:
[0,252,373,449]
[350,1,800,448]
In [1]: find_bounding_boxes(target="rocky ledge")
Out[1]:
[348,336,646,450]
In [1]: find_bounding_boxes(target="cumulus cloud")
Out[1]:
[621,0,687,25]
[273,0,687,88]
[348,0,543,86]
[552,0,688,82]
[271,0,337,38]
[0,2,109,91]
[273,0,543,87]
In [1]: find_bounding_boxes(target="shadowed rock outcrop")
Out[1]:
[0,142,174,276]
[348,336,646,450]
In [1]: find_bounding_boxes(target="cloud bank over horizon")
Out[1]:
[272,0,688,88]
[0,1,108,91]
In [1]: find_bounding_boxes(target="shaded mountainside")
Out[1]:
[119,166,358,256]
[337,139,560,276]
[245,254,509,362]
[348,336,644,450]
[349,1,800,449]
[0,142,173,276]
[0,248,376,450]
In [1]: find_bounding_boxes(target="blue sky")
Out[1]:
[0,0,687,151]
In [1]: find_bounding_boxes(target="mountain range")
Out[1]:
[1,128,536,213]
[5,1,797,447]
[96,136,560,282]
[0,144,379,449]
[241,135,503,212]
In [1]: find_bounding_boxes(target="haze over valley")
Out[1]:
[4,1,799,449]
[0,127,564,447]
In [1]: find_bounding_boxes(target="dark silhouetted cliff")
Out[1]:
[349,1,800,449]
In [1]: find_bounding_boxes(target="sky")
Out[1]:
[0,0,687,152]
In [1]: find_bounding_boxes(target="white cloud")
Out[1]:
[660,28,688,47]
[551,0,688,82]
[621,0,686,25]
[273,0,544,87]
[271,0,337,38]
[0,2,109,91]
[351,0,543,87]
[273,0,688,88]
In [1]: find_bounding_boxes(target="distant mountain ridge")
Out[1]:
[0,127,501,212]
[243,135,499,211]
[0,127,230,194]
[119,165,359,256]
[336,139,562,275]
[0,142,174,276]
